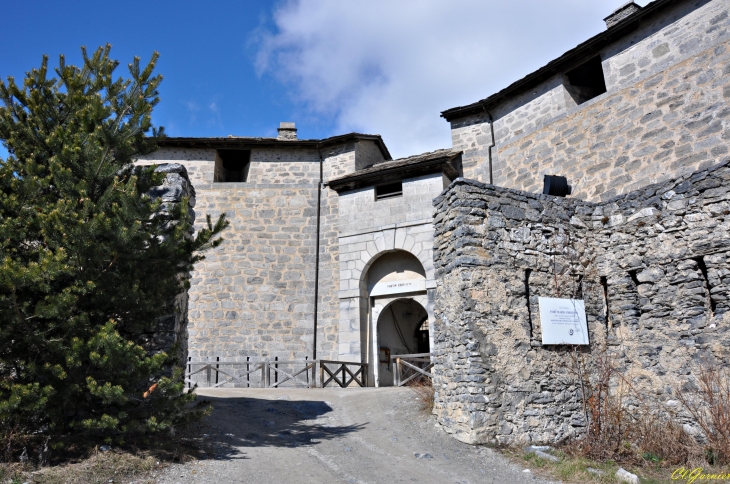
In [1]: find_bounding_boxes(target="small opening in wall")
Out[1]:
[215,149,251,182]
[600,276,611,331]
[375,181,403,200]
[543,175,572,197]
[693,256,717,317]
[564,56,607,105]
[524,269,533,340]
[628,269,644,317]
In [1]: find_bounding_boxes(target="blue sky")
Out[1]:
[1,0,648,160]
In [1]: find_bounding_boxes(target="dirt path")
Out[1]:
[155,387,554,484]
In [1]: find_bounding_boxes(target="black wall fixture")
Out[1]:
[543,175,572,197]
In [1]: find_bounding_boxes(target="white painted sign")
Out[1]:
[538,297,589,345]
[370,278,426,297]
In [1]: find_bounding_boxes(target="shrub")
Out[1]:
[567,346,702,466]
[677,361,730,465]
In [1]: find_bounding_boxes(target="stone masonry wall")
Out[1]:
[493,37,730,201]
[431,161,730,445]
[336,173,443,361]
[602,0,729,91]
[137,146,341,362]
[450,0,730,200]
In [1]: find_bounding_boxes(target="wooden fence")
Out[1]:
[185,358,368,388]
[390,353,433,387]
[318,360,368,388]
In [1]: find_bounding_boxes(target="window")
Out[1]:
[542,175,572,197]
[375,181,403,200]
[215,149,250,182]
[564,56,607,105]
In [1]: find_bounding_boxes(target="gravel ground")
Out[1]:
[153,387,555,484]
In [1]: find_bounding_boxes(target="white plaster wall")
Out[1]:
[371,296,429,387]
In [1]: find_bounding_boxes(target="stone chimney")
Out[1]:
[604,2,642,28]
[277,122,297,140]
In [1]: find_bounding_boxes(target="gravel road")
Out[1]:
[154,387,554,484]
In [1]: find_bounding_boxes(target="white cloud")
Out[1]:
[183,100,222,129]
[254,0,642,158]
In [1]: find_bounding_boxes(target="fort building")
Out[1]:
[138,0,730,442]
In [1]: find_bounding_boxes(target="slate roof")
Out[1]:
[441,0,676,121]
[327,149,462,192]
[157,133,393,161]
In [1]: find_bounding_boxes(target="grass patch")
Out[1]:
[501,447,730,484]
[2,451,159,484]
[507,448,620,482]
[0,421,214,484]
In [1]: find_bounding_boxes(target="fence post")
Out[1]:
[260,360,265,388]
[187,356,191,389]
[305,356,309,386]
[310,359,317,388]
[246,356,250,388]
[393,358,400,387]
[205,357,211,387]
[263,360,270,388]
[319,360,324,388]
[215,356,220,385]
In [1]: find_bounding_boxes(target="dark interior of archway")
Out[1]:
[415,318,429,353]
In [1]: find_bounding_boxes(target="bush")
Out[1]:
[0,46,226,461]
[677,361,730,465]
[567,346,703,467]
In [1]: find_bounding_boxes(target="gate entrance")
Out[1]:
[375,299,428,386]
[363,250,433,387]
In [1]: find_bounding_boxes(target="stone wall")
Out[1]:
[247,148,320,185]
[493,38,730,201]
[337,173,444,235]
[602,0,729,91]
[450,0,730,201]
[137,147,341,362]
[431,160,730,445]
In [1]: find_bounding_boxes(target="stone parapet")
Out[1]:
[432,160,730,444]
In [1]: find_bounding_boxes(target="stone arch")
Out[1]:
[351,227,435,293]
[371,296,430,387]
[337,225,436,374]
[356,248,434,386]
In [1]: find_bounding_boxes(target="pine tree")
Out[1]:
[0,46,227,456]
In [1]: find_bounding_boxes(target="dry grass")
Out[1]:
[1,451,158,484]
[408,379,435,413]
[562,346,730,469]
[0,421,212,484]
[508,447,730,484]
[677,361,730,465]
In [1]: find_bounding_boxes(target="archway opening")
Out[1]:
[375,299,428,387]
[415,318,430,354]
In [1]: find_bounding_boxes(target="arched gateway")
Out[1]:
[364,251,433,386]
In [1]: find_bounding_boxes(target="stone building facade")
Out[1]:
[444,0,730,201]
[136,0,730,442]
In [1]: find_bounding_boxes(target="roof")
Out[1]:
[157,132,393,161]
[440,0,676,121]
[327,149,462,192]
